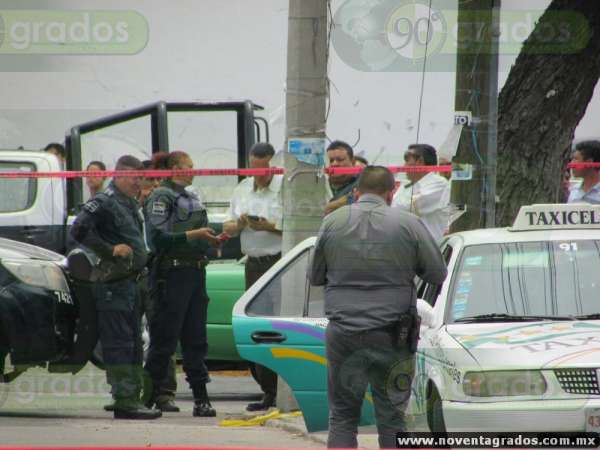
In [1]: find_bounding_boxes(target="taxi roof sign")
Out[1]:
[511,204,600,231]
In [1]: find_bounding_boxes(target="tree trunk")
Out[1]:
[496,0,600,226]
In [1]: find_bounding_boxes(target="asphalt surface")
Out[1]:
[0,364,323,447]
[0,363,385,448]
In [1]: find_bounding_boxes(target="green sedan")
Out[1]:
[205,258,246,361]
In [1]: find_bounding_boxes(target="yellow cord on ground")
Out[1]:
[219,409,303,427]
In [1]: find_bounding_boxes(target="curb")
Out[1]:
[263,415,327,446]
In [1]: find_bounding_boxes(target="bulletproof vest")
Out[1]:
[149,184,209,259]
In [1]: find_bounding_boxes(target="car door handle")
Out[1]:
[251,331,286,344]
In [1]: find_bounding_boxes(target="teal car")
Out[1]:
[232,238,374,432]
[233,204,600,434]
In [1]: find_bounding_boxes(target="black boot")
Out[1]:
[156,397,180,413]
[192,384,216,417]
[113,399,162,420]
[104,400,116,412]
[246,392,276,412]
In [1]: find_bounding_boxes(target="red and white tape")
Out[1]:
[0,167,285,179]
[0,165,454,179]
[325,165,452,175]
[567,162,600,170]
[0,162,596,179]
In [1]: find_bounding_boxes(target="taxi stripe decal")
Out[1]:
[270,348,327,366]
[271,321,326,340]
[544,347,600,367]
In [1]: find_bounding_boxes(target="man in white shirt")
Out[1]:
[392,144,450,242]
[567,140,600,204]
[223,142,282,412]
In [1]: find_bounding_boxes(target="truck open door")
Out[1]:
[66,100,268,260]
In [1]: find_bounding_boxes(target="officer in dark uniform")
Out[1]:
[71,155,161,420]
[143,151,220,417]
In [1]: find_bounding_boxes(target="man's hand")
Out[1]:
[186,227,220,246]
[113,244,133,258]
[223,215,248,237]
[247,216,277,232]
[325,196,348,215]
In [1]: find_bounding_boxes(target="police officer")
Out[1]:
[143,151,220,417]
[138,157,180,412]
[310,166,447,448]
[71,155,161,420]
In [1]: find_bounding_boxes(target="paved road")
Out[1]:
[0,364,323,447]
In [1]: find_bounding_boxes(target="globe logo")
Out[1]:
[333,0,448,71]
[386,2,447,62]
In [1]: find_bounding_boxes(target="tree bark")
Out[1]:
[496,0,600,226]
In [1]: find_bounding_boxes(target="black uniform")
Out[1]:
[71,182,159,418]
[143,179,215,416]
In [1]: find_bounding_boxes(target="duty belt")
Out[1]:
[160,258,208,271]
[105,267,148,284]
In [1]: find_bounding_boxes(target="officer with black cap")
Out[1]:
[71,155,161,420]
[143,151,220,417]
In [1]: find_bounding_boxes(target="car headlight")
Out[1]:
[463,371,547,397]
[2,259,69,292]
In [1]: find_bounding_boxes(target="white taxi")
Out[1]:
[232,204,600,434]
[408,203,600,433]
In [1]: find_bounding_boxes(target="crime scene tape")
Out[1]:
[567,162,600,169]
[325,165,452,175]
[0,165,453,179]
[0,162,596,179]
[219,409,303,427]
[0,167,285,179]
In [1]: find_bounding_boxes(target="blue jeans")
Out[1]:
[326,322,415,449]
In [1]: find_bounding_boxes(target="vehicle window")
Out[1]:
[442,245,453,265]
[246,250,309,317]
[419,245,452,306]
[423,282,439,307]
[0,162,36,212]
[80,115,152,202]
[168,111,239,215]
[448,241,600,321]
[306,248,325,317]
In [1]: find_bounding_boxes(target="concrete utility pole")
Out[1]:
[281,0,330,254]
[277,0,330,412]
[450,0,501,232]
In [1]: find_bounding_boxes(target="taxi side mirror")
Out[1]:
[416,299,435,328]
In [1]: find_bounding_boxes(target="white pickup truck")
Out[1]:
[0,151,68,253]
[0,100,268,256]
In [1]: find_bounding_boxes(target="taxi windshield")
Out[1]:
[449,240,600,322]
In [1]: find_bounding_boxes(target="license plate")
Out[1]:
[585,408,600,433]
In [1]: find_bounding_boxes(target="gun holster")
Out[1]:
[395,307,421,354]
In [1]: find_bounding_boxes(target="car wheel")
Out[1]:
[90,315,150,369]
[427,384,446,433]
